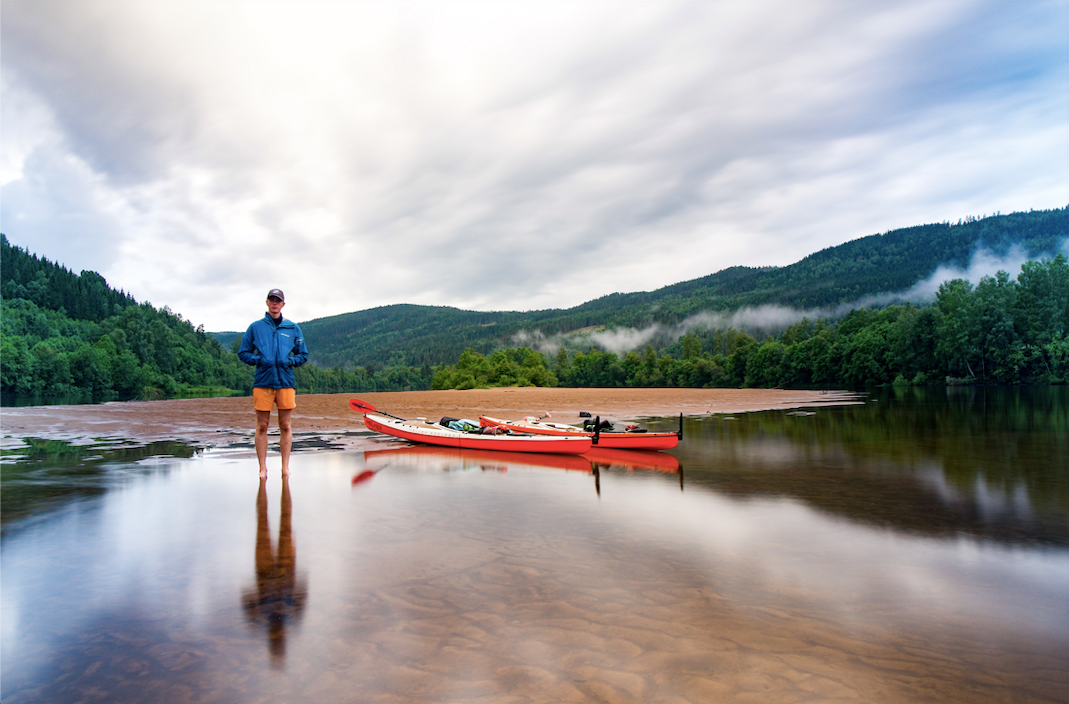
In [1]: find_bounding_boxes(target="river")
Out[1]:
[2,386,1066,703]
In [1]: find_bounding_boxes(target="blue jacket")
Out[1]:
[238,314,309,389]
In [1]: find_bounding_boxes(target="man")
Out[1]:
[238,289,309,476]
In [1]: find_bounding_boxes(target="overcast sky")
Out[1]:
[2,1,1066,332]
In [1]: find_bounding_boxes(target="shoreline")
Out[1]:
[1,387,863,452]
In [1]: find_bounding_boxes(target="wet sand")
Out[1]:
[0,387,861,447]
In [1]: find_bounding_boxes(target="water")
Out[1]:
[0,388,247,407]
[2,388,1066,703]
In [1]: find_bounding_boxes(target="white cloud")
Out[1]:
[2,1,1066,331]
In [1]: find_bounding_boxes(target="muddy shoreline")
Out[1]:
[1,387,862,451]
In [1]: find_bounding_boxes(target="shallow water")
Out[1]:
[2,387,1067,703]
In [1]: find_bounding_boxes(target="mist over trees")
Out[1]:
[430,255,1068,389]
[302,207,1069,368]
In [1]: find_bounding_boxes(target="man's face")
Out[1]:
[267,297,285,317]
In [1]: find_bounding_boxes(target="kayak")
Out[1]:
[478,414,682,451]
[359,411,594,455]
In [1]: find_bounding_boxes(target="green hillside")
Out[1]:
[1,234,253,400]
[4,206,1066,398]
[302,208,1069,368]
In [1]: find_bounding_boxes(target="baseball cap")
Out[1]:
[267,288,285,302]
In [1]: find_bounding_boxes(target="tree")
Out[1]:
[726,334,756,386]
[973,272,1020,381]
[936,279,978,379]
[746,340,787,387]
[681,332,701,360]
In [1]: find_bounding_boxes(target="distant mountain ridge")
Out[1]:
[294,208,1069,368]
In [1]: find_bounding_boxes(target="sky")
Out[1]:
[2,1,1067,333]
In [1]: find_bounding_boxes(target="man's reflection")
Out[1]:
[242,475,308,667]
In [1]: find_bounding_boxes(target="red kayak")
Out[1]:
[479,413,682,451]
[350,399,593,455]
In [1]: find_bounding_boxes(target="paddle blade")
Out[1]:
[351,469,377,485]
[350,398,378,413]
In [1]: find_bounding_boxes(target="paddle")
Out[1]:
[351,469,377,485]
[349,398,407,421]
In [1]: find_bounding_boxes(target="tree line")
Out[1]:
[431,256,1068,389]
[1,293,252,399]
[3,232,1066,401]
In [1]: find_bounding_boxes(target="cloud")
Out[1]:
[1,1,1066,331]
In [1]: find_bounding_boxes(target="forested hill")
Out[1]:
[1,234,252,399]
[1,235,138,320]
[302,207,1069,368]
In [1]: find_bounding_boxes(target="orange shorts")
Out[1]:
[253,387,296,412]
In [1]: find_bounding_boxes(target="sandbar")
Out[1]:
[1,387,862,451]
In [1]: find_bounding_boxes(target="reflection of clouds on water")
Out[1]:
[2,439,1066,702]
[972,478,1035,521]
[916,464,1036,522]
[682,419,1059,542]
[330,464,1066,701]
[599,481,1068,641]
[241,475,308,667]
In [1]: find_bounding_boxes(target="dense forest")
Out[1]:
[1,234,250,399]
[431,254,1068,389]
[0,235,429,400]
[3,207,1067,401]
[301,208,1069,368]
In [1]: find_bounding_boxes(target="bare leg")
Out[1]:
[255,410,272,477]
[278,408,293,475]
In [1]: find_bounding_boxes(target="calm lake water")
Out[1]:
[2,387,1066,703]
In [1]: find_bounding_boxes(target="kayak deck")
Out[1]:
[362,413,594,455]
[479,415,681,451]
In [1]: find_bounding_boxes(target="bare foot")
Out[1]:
[259,469,268,478]
[281,468,290,476]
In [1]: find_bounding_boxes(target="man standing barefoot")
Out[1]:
[238,289,309,476]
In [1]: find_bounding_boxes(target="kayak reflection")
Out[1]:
[582,447,681,473]
[358,446,682,494]
[241,475,308,668]
[362,445,592,475]
[583,447,684,491]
